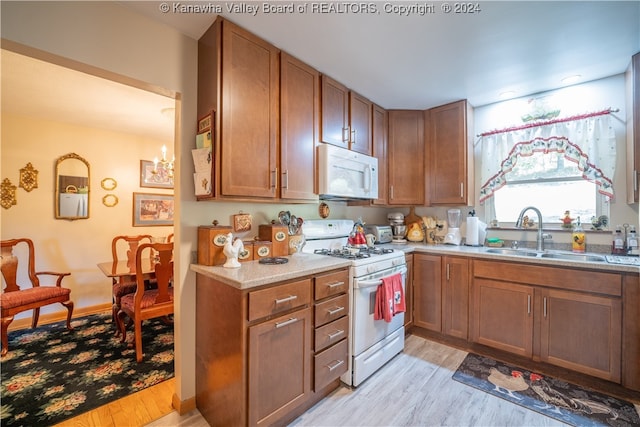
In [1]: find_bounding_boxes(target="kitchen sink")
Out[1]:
[484,248,606,263]
[484,248,540,257]
[539,252,606,262]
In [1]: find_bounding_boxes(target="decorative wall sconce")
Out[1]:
[102,194,119,207]
[19,163,38,192]
[1,178,17,209]
[101,177,117,191]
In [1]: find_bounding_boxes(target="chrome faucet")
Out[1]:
[515,206,551,251]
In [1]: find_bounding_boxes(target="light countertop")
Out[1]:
[191,243,639,290]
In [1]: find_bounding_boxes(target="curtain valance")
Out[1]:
[479,112,616,203]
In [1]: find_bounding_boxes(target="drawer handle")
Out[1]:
[275,295,298,304]
[327,306,345,315]
[327,329,345,340]
[327,281,345,288]
[275,317,298,328]
[327,359,345,372]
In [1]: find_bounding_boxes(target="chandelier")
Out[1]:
[153,145,174,179]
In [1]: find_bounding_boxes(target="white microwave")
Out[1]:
[317,143,378,200]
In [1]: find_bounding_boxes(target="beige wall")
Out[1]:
[1,112,174,309]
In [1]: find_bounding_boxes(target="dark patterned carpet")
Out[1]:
[453,353,640,426]
[0,313,174,426]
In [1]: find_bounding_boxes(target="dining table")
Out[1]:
[97,258,157,284]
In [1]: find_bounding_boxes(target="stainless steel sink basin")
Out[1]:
[539,252,606,262]
[484,248,540,257]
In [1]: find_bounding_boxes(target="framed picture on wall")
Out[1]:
[133,192,174,226]
[140,160,173,189]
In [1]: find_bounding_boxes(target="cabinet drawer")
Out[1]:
[314,339,348,391]
[315,316,349,352]
[315,293,349,327]
[314,269,349,300]
[249,279,311,322]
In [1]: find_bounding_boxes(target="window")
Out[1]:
[492,151,608,226]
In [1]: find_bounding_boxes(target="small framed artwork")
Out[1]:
[133,192,174,226]
[140,160,173,189]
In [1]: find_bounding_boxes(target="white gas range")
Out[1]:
[302,219,407,387]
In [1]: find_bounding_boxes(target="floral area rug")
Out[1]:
[453,353,640,426]
[0,313,174,426]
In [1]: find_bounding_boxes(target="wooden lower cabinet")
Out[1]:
[471,278,534,357]
[471,260,623,383]
[404,254,413,329]
[196,268,349,427]
[248,308,312,427]
[413,254,468,339]
[539,288,621,382]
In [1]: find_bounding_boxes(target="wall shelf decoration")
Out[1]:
[101,177,117,191]
[233,211,252,232]
[102,194,119,207]
[1,178,17,209]
[19,163,38,192]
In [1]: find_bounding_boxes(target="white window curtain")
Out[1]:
[479,111,616,205]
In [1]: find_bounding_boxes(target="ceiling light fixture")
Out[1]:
[561,75,581,85]
[153,145,174,180]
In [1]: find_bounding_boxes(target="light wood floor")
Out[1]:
[59,334,640,427]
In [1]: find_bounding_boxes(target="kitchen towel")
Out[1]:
[374,273,405,323]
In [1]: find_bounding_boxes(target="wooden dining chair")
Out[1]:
[1,238,74,356]
[167,233,174,243]
[116,242,174,362]
[110,235,153,333]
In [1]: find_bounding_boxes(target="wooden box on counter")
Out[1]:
[258,224,289,257]
[197,225,233,266]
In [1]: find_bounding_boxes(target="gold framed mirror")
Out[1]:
[55,153,90,220]
[101,177,117,191]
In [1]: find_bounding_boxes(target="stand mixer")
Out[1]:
[387,212,407,243]
[444,209,462,245]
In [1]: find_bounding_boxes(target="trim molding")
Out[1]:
[172,393,196,415]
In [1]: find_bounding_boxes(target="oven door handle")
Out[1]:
[355,279,383,288]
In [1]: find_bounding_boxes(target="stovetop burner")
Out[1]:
[313,246,394,260]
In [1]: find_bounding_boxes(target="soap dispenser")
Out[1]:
[572,216,585,253]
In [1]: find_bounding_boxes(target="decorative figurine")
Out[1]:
[561,210,574,229]
[223,232,244,268]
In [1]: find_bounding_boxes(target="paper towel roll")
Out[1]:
[466,217,479,246]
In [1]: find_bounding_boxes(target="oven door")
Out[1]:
[351,264,406,356]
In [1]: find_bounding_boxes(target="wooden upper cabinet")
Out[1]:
[320,75,349,148]
[626,52,640,203]
[220,21,280,198]
[372,104,388,205]
[388,110,425,205]
[280,52,319,201]
[426,100,474,205]
[349,92,372,155]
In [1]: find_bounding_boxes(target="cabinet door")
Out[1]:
[248,307,312,427]
[221,21,279,197]
[349,92,372,155]
[413,254,441,331]
[471,278,534,357]
[280,53,319,201]
[442,256,469,339]
[539,288,621,382]
[371,104,388,205]
[427,100,473,205]
[320,75,349,147]
[388,110,425,205]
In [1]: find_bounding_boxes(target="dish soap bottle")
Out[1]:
[572,216,585,253]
